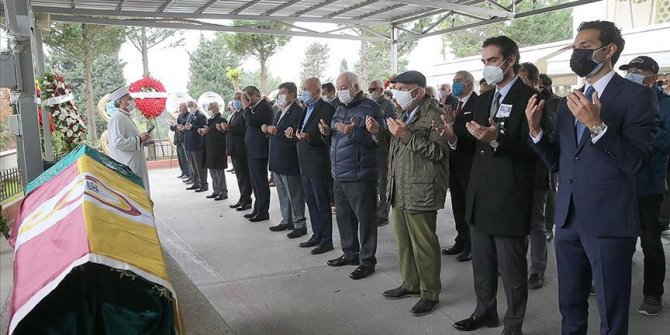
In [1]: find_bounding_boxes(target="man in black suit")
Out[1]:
[526,21,658,334]
[201,102,228,201]
[170,102,190,179]
[368,79,398,227]
[438,70,478,262]
[184,99,209,192]
[287,78,336,254]
[265,82,307,237]
[450,36,537,335]
[322,82,340,108]
[241,86,274,222]
[224,93,252,210]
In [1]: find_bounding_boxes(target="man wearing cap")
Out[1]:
[367,70,449,316]
[621,55,669,316]
[107,86,152,195]
[368,79,399,227]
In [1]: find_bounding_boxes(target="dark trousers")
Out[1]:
[556,202,636,335]
[639,194,665,299]
[471,226,528,330]
[187,149,208,189]
[248,158,270,216]
[302,176,333,246]
[231,156,252,203]
[377,153,390,221]
[530,188,549,274]
[658,172,670,231]
[545,175,557,232]
[333,180,378,267]
[449,169,470,251]
[176,142,188,175]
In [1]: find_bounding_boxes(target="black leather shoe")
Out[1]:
[383,286,420,300]
[327,255,359,267]
[442,244,464,255]
[206,193,219,199]
[236,203,252,211]
[410,298,439,316]
[299,239,319,248]
[349,265,374,280]
[195,187,208,193]
[286,228,307,238]
[215,194,228,201]
[243,213,256,219]
[501,328,523,335]
[456,250,472,262]
[311,244,333,255]
[183,178,193,184]
[230,201,242,208]
[249,214,269,222]
[269,223,292,232]
[186,185,199,190]
[528,273,544,289]
[453,313,500,331]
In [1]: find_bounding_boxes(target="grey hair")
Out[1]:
[338,72,360,87]
[455,70,475,85]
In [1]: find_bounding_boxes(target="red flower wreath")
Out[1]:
[384,75,397,89]
[128,76,167,119]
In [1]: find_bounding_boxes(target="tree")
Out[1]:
[240,70,283,95]
[340,59,349,73]
[354,20,427,87]
[223,21,291,94]
[126,27,185,77]
[187,34,241,101]
[300,42,330,82]
[442,0,572,57]
[46,51,127,137]
[42,23,126,143]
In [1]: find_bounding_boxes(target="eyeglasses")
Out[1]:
[626,68,649,75]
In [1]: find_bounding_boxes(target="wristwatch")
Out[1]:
[589,122,606,137]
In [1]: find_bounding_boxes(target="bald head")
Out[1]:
[303,77,322,101]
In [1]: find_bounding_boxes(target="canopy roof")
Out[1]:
[15,0,598,42]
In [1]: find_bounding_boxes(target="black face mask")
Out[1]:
[569,45,608,78]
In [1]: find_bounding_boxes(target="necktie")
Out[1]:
[575,86,595,143]
[455,100,464,117]
[489,91,501,117]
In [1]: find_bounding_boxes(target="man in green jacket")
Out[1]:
[366,70,450,316]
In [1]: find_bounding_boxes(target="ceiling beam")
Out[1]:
[32,6,387,25]
[115,0,128,11]
[49,14,389,42]
[390,0,482,25]
[157,0,176,12]
[484,0,512,12]
[421,11,453,34]
[326,0,378,18]
[355,3,405,20]
[263,0,302,16]
[292,0,340,17]
[230,0,264,15]
[385,0,513,18]
[196,0,219,14]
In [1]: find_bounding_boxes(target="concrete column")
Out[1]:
[3,0,44,185]
[33,26,54,161]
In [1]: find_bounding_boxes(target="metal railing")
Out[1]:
[143,139,176,161]
[0,167,23,202]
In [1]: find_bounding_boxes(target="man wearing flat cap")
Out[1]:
[366,70,450,316]
[107,86,153,196]
[620,55,670,316]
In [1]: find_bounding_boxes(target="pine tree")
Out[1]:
[187,34,241,102]
[300,42,330,83]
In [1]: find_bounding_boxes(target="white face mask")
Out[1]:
[338,89,354,105]
[369,90,381,100]
[392,89,416,110]
[127,100,136,111]
[483,58,510,85]
[187,106,196,114]
[276,94,287,107]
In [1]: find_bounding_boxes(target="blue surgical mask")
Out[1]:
[452,82,465,97]
[301,91,312,103]
[233,100,242,111]
[624,73,646,85]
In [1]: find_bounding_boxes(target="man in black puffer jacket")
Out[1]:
[319,72,384,281]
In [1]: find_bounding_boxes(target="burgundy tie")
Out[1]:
[455,100,464,117]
